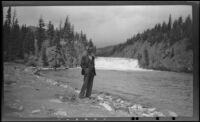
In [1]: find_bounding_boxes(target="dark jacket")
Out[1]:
[81,55,96,76]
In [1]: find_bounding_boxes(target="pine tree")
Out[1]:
[143,49,149,67]
[36,17,46,52]
[6,6,12,28]
[19,25,28,59]
[183,16,192,38]
[41,45,48,66]
[168,14,172,31]
[161,21,168,33]
[47,21,55,46]
[10,18,20,59]
[183,16,192,50]
[88,39,94,47]
[63,16,71,41]
[4,6,12,61]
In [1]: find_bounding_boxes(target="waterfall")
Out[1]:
[95,57,150,71]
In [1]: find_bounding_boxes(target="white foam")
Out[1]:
[95,57,153,71]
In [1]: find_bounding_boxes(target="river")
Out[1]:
[40,57,193,117]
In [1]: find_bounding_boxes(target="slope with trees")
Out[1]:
[3,6,95,68]
[96,15,193,73]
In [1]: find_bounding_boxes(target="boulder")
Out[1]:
[31,109,41,114]
[168,111,178,117]
[99,101,112,111]
[63,88,78,102]
[53,110,68,118]
[6,103,24,112]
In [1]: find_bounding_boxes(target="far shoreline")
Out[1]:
[4,61,193,74]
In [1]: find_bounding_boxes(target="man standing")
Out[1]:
[79,46,96,99]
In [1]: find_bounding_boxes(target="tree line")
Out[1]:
[3,6,96,68]
[97,15,193,73]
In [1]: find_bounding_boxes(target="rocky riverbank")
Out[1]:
[3,63,178,120]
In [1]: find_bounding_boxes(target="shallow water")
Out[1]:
[40,68,193,117]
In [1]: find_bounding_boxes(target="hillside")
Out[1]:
[96,15,193,73]
[3,7,96,68]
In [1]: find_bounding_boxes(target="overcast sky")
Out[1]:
[3,6,192,48]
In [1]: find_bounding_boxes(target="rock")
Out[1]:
[20,85,33,89]
[5,80,17,86]
[131,104,137,109]
[120,100,124,104]
[49,99,63,103]
[7,103,24,112]
[92,105,101,109]
[137,105,143,110]
[131,104,143,111]
[15,99,20,103]
[116,98,121,103]
[97,96,104,101]
[31,109,41,114]
[128,107,136,115]
[24,67,37,73]
[99,102,112,111]
[90,99,99,104]
[13,112,23,117]
[91,94,98,98]
[147,107,156,112]
[123,101,131,107]
[60,84,68,89]
[74,90,80,94]
[18,105,24,111]
[53,110,67,117]
[115,106,130,114]
[153,111,165,117]
[141,113,155,117]
[63,88,78,101]
[59,96,64,100]
[24,68,29,72]
[104,95,112,100]
[46,79,57,85]
[46,108,57,115]
[168,111,178,117]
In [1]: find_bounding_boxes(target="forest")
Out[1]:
[3,6,96,68]
[97,15,193,73]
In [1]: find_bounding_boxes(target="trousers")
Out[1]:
[79,72,94,98]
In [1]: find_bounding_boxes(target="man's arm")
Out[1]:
[81,56,90,75]
[81,56,86,69]
[92,56,96,75]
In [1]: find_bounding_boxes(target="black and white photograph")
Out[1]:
[2,1,198,121]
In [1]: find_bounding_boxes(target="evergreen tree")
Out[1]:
[19,25,28,59]
[47,21,55,46]
[6,6,12,28]
[4,6,12,61]
[36,17,46,52]
[12,9,17,27]
[41,45,48,66]
[161,21,168,33]
[63,16,71,41]
[183,16,192,50]
[10,18,20,59]
[88,39,93,47]
[143,49,149,67]
[183,16,192,38]
[168,14,172,31]
[3,9,92,68]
